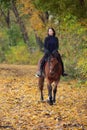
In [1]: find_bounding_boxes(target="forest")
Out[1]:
[0,0,87,86]
[0,0,87,84]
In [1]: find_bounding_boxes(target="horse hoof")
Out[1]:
[50,102,53,105]
[40,97,44,101]
[41,100,45,102]
[47,99,53,105]
[53,100,56,103]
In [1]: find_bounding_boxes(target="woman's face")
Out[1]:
[48,28,54,36]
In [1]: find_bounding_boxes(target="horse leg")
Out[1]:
[47,84,53,105]
[40,88,44,101]
[39,77,44,101]
[53,81,58,103]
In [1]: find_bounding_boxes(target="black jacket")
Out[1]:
[44,35,59,54]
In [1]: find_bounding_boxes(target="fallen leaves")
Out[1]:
[0,64,87,130]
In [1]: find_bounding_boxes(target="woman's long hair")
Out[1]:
[48,28,56,36]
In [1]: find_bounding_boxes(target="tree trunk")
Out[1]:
[79,0,85,7]
[11,0,30,47]
[39,11,49,24]
[34,30,43,51]
[0,9,10,28]
[6,10,10,28]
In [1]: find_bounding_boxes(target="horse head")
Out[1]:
[48,55,59,75]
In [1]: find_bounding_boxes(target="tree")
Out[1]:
[34,0,87,19]
[11,0,30,46]
[0,8,10,28]
[0,0,30,47]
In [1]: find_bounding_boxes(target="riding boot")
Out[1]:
[36,59,45,77]
[61,61,68,76]
[57,54,68,76]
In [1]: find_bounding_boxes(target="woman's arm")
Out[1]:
[44,37,50,54]
[52,37,59,54]
[56,37,59,50]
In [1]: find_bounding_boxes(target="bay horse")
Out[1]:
[38,55,62,105]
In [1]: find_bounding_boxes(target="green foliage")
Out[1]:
[7,24,23,46]
[28,29,37,48]
[0,0,16,8]
[0,27,9,62]
[77,49,87,80]
[28,51,43,65]
[0,47,5,62]
[34,0,87,18]
[5,43,43,64]
[5,44,30,64]
[58,14,87,80]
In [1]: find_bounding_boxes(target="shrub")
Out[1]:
[5,43,43,64]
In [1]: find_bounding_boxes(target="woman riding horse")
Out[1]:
[36,28,68,77]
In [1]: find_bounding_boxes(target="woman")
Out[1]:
[36,28,67,77]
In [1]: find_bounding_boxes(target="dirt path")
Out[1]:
[0,64,87,130]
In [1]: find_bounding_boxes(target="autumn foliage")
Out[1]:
[0,65,87,130]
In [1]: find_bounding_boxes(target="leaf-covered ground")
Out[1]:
[0,64,87,130]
